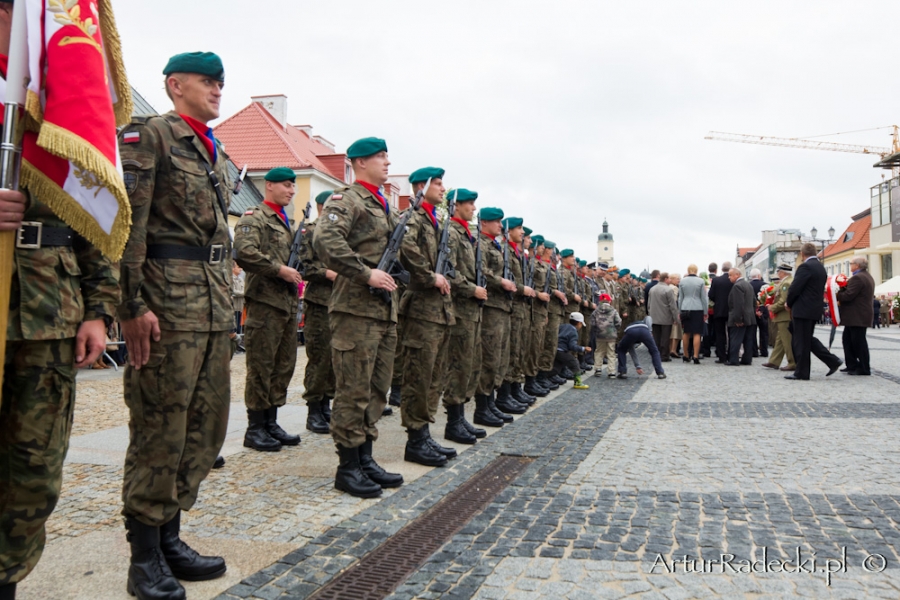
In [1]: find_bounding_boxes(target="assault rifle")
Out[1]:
[369,179,428,304]
[554,249,565,305]
[435,190,457,278]
[475,216,486,307]
[520,247,532,305]
[285,201,312,293]
[502,221,514,300]
[542,252,552,304]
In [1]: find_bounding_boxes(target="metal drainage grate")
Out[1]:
[308,455,533,600]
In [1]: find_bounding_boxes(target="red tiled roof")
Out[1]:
[214,102,346,181]
[823,214,871,258]
[738,245,761,257]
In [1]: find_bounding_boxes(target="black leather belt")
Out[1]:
[146,244,226,264]
[16,222,74,248]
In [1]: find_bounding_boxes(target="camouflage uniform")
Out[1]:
[0,198,119,586]
[298,219,335,406]
[234,203,300,411]
[527,257,550,377]
[769,275,795,369]
[118,111,233,527]
[312,183,399,449]
[398,207,455,430]
[476,234,510,394]
[505,240,528,385]
[443,220,483,405]
[540,265,564,373]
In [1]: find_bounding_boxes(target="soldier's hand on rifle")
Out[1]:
[501,278,516,292]
[554,289,567,304]
[474,286,488,301]
[121,311,162,369]
[434,273,451,295]
[368,269,397,291]
[74,319,108,368]
[574,294,582,303]
[524,286,536,298]
[0,189,26,231]
[537,291,550,302]
[326,269,338,282]
[623,312,628,318]
[278,265,303,284]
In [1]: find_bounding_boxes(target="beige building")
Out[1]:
[866,178,900,285]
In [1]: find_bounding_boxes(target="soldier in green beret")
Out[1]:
[300,190,338,434]
[235,168,303,452]
[536,241,567,389]
[313,137,404,498]
[524,236,552,397]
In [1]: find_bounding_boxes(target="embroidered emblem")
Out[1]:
[123,171,138,195]
[123,131,140,144]
[331,194,343,200]
[244,210,254,215]
[241,226,250,233]
[328,213,339,222]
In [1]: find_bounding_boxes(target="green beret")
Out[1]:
[502,217,524,230]
[264,167,296,183]
[544,240,556,250]
[479,207,504,222]
[315,190,333,205]
[578,259,587,267]
[163,52,224,80]
[560,249,574,258]
[409,167,445,184]
[451,188,478,203]
[619,268,631,278]
[532,235,545,246]
[347,137,387,159]
[523,226,533,236]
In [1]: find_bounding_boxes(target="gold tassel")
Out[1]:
[98,0,133,127]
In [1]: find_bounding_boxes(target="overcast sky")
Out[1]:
[117,1,899,274]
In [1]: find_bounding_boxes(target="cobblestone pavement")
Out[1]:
[20,326,900,599]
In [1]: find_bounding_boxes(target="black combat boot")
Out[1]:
[561,367,575,380]
[388,385,402,407]
[266,406,300,446]
[511,382,536,405]
[473,394,503,428]
[404,426,448,467]
[551,372,567,385]
[160,511,226,581]
[495,383,527,415]
[537,371,559,391]
[335,445,382,498]
[445,404,477,444]
[460,401,487,438]
[488,389,515,423]
[359,439,403,488]
[212,456,225,469]
[321,397,332,422]
[306,401,330,434]
[125,517,186,600]
[0,584,15,600]
[422,424,458,458]
[524,376,548,398]
[243,410,281,452]
[382,405,393,416]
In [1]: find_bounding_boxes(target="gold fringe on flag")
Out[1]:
[97,0,132,127]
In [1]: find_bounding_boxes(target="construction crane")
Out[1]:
[705,126,900,176]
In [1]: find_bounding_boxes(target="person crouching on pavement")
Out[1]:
[590,294,621,378]
[616,316,666,379]
[552,313,591,389]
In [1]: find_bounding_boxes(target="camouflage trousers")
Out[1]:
[0,339,75,585]
[302,300,335,405]
[122,329,230,526]
[330,312,397,448]
[507,302,529,384]
[443,317,481,406]
[477,307,510,395]
[391,315,405,388]
[244,300,298,411]
[540,311,561,372]
[399,318,450,430]
[527,308,548,377]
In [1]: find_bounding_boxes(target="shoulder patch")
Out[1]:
[244,210,254,215]
[328,213,339,222]
[122,131,140,144]
[331,194,343,201]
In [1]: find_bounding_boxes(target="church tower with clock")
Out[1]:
[597,219,614,264]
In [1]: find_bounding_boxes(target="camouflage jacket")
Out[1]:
[448,220,482,323]
[551,265,566,316]
[531,258,550,315]
[312,183,399,323]
[590,303,622,341]
[562,266,577,315]
[8,196,119,341]
[118,111,233,332]
[299,219,333,307]
[398,207,454,326]
[481,234,511,313]
[503,240,526,304]
[770,275,793,322]
[234,203,299,314]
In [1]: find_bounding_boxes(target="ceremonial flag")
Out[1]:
[2,0,132,260]
[824,274,847,349]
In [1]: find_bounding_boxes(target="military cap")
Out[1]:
[315,190,333,204]
[409,167,445,184]
[347,137,388,159]
[618,268,631,278]
[776,263,793,272]
[544,240,556,250]
[450,188,478,203]
[163,52,224,81]
[523,226,533,236]
[532,235,545,246]
[560,249,574,258]
[264,167,296,182]
[608,264,618,272]
[502,217,524,230]
[598,262,609,270]
[479,207,504,222]
[578,259,587,268]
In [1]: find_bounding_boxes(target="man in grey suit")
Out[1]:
[726,268,755,365]
[648,273,678,362]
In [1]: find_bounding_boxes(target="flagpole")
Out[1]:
[0,1,29,403]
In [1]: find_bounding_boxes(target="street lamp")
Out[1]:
[809,226,835,257]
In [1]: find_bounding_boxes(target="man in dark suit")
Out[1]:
[749,269,768,357]
[644,270,660,311]
[726,268,755,365]
[837,256,875,375]
[707,261,734,363]
[785,243,842,380]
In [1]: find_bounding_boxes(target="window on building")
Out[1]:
[872,185,882,227]
[884,254,894,282]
